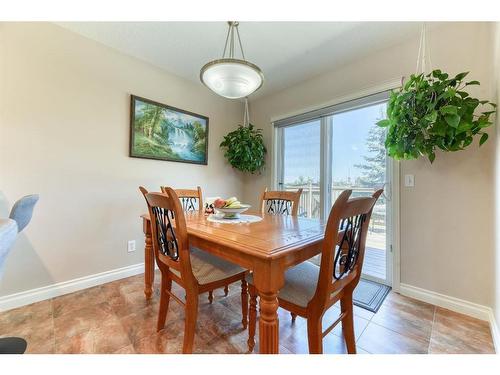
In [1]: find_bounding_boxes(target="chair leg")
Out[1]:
[183,292,199,354]
[290,312,297,323]
[241,279,248,329]
[247,285,258,352]
[340,292,356,354]
[224,285,229,296]
[157,276,172,332]
[208,290,214,304]
[307,315,323,354]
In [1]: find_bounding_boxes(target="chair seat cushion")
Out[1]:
[246,261,320,308]
[171,247,245,286]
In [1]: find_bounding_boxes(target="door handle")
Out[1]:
[382,181,391,201]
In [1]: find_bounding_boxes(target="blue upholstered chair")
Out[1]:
[9,195,39,233]
[0,194,39,354]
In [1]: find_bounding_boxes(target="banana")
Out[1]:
[224,197,238,206]
[227,201,242,208]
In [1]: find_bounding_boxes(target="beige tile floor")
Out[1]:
[0,271,495,354]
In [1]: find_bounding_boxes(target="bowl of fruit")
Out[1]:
[213,197,251,219]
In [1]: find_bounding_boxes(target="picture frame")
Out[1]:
[129,95,209,165]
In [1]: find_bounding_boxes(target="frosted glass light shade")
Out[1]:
[200,58,264,99]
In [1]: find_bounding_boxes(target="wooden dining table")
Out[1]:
[141,210,326,354]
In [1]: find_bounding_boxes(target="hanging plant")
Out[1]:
[220,123,266,174]
[220,98,266,174]
[377,70,496,163]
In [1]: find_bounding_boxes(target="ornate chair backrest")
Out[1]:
[145,189,195,282]
[260,188,303,216]
[161,186,203,212]
[312,189,383,308]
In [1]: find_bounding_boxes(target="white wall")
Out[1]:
[246,22,496,307]
[0,23,243,297]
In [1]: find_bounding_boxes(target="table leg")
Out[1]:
[258,290,280,353]
[252,263,284,354]
[143,217,154,299]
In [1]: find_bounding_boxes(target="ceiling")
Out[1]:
[57,22,433,99]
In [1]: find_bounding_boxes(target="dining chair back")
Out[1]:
[159,185,227,300]
[161,186,203,212]
[260,188,303,216]
[142,186,229,304]
[138,186,149,199]
[145,190,193,282]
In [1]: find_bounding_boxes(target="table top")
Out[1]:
[142,211,326,260]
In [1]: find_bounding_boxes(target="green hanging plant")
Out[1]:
[377,70,496,163]
[220,123,267,174]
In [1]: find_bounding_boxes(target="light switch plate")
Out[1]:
[404,174,415,187]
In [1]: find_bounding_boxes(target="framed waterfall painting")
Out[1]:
[129,95,209,165]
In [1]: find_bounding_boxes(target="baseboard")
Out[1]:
[0,263,145,312]
[488,309,500,354]
[400,283,499,353]
[399,283,491,321]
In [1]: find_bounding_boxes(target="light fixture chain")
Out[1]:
[235,25,246,60]
[243,97,250,126]
[222,24,231,58]
[229,23,235,58]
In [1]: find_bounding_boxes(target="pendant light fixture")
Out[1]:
[200,21,264,99]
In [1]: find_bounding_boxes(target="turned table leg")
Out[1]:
[258,290,280,353]
[252,262,284,354]
[142,217,155,299]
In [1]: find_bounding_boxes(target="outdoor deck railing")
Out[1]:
[284,183,386,226]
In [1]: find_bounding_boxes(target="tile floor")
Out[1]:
[0,272,495,354]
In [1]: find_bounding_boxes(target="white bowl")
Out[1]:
[215,204,251,219]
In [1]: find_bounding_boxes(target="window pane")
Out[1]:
[282,120,321,218]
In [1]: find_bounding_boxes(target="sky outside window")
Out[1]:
[282,103,386,186]
[283,120,321,185]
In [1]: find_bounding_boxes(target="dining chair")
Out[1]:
[160,185,228,302]
[0,194,39,354]
[144,188,249,353]
[140,186,218,304]
[0,219,26,355]
[260,188,303,216]
[247,189,383,354]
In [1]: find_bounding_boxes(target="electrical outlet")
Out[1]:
[404,174,415,187]
[127,240,136,253]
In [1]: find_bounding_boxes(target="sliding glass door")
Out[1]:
[275,92,393,285]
